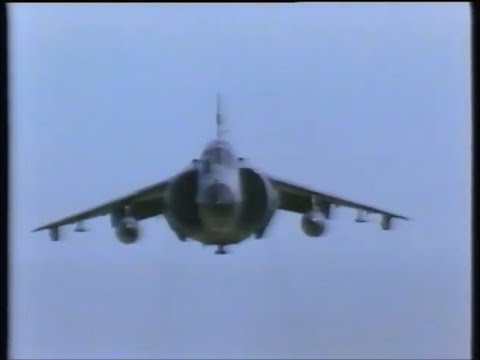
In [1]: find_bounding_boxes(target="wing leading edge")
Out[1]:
[267,175,409,221]
[32,178,172,233]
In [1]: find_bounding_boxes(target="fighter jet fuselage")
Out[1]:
[163,140,279,252]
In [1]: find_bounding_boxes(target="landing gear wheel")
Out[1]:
[214,245,228,255]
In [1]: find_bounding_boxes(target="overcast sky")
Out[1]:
[9,3,470,359]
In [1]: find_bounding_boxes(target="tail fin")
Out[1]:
[216,93,227,140]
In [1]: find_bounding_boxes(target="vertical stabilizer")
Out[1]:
[216,93,227,140]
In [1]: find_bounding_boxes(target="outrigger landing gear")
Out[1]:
[214,245,228,255]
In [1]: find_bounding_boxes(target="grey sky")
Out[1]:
[10,3,470,359]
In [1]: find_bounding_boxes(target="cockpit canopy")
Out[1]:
[201,140,235,166]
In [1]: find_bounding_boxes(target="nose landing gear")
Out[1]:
[214,245,228,255]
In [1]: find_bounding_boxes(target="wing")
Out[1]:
[32,177,172,233]
[267,175,409,221]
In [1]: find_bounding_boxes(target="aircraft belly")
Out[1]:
[189,205,249,245]
[189,226,252,245]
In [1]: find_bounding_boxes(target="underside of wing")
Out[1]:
[267,174,409,221]
[32,178,172,233]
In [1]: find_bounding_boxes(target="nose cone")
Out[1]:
[204,182,235,205]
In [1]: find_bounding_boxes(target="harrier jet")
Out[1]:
[33,96,409,254]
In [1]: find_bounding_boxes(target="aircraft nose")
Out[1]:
[204,182,235,205]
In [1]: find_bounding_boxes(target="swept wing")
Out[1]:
[268,175,409,221]
[32,178,172,233]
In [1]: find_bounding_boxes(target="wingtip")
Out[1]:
[390,214,411,221]
[31,226,47,233]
